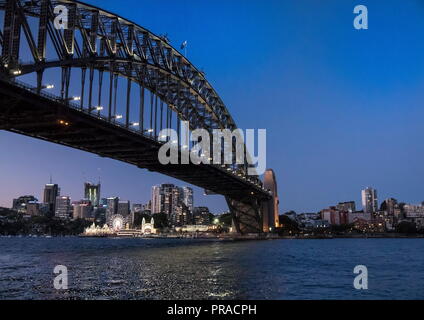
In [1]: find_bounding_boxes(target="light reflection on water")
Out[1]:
[0,237,423,300]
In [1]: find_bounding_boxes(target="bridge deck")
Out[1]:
[0,79,270,202]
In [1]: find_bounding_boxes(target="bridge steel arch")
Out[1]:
[0,0,278,234]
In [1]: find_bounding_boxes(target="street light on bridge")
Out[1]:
[30,84,54,92]
[63,96,80,102]
[90,106,103,111]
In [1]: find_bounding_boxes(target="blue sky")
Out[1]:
[1,0,424,213]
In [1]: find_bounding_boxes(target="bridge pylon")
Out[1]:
[227,169,280,234]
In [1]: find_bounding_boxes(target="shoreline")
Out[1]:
[1,233,424,241]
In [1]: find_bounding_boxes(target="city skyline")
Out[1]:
[5,177,424,215]
[1,135,424,213]
[2,0,424,213]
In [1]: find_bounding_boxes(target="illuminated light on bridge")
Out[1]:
[0,0,280,234]
[58,120,70,126]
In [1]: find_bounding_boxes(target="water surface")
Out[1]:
[0,237,423,300]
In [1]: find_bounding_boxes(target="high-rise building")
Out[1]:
[55,196,72,219]
[151,185,162,214]
[73,200,93,220]
[151,184,181,215]
[171,203,191,227]
[43,184,59,214]
[84,182,101,207]
[106,197,119,220]
[181,187,194,213]
[117,200,130,217]
[336,201,356,213]
[362,187,378,214]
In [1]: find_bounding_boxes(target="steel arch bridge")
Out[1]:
[0,0,279,234]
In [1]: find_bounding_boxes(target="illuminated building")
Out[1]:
[117,200,130,216]
[55,196,72,219]
[73,200,93,220]
[181,187,194,213]
[141,217,157,234]
[106,197,119,222]
[174,225,216,233]
[172,203,191,227]
[83,223,115,236]
[193,207,211,225]
[43,183,59,214]
[362,187,378,214]
[151,184,183,226]
[84,182,101,207]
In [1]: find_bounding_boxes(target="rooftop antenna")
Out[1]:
[97,167,101,185]
[49,174,52,184]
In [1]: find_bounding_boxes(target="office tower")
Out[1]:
[170,187,181,216]
[43,184,59,214]
[55,196,72,219]
[117,200,130,217]
[336,201,356,213]
[171,203,191,227]
[181,187,194,213]
[361,187,378,214]
[73,200,93,220]
[151,185,162,214]
[151,184,180,215]
[84,182,101,207]
[106,197,119,220]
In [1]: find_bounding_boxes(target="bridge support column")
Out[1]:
[226,197,264,234]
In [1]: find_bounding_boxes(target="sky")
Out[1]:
[1,0,424,213]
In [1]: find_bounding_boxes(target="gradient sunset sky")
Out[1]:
[1,0,424,213]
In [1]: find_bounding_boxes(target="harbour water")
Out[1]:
[0,237,423,300]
